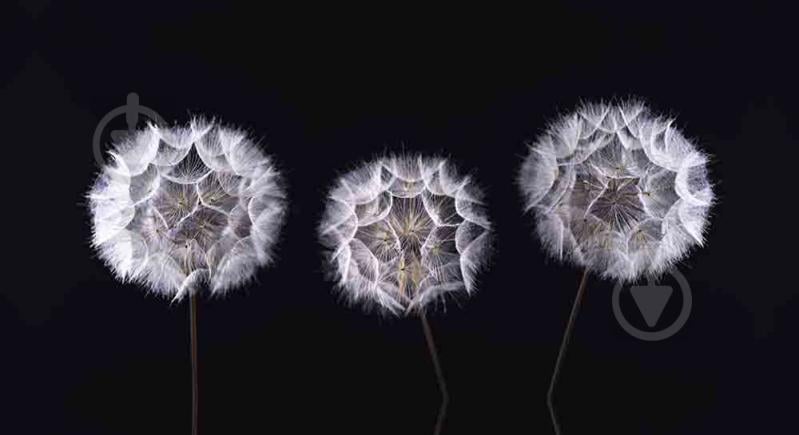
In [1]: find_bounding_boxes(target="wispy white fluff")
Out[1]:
[319,154,492,315]
[518,101,715,282]
[88,119,287,299]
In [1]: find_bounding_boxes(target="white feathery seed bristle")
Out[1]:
[88,118,287,299]
[518,101,715,282]
[319,154,492,315]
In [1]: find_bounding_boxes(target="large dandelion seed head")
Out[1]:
[518,101,715,281]
[320,154,492,315]
[88,119,287,299]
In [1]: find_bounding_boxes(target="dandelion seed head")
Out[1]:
[320,154,492,315]
[518,101,715,281]
[88,119,287,299]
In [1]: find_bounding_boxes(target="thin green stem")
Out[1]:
[421,312,449,435]
[547,270,590,435]
[190,294,199,435]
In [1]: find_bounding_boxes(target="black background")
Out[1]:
[3,2,797,434]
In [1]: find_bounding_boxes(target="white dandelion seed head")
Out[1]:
[88,118,287,300]
[319,154,492,315]
[518,101,715,282]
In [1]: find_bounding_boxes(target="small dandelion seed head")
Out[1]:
[319,154,492,316]
[518,101,715,282]
[87,118,287,300]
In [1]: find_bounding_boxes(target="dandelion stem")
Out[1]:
[189,293,199,435]
[420,312,449,435]
[547,269,590,435]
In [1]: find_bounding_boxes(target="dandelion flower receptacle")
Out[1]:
[88,119,287,299]
[320,154,492,315]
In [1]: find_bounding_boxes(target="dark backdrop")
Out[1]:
[3,2,797,434]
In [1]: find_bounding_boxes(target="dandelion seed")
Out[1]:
[319,154,492,315]
[88,118,287,299]
[518,100,714,282]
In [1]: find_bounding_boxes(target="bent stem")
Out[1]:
[420,312,449,435]
[189,294,199,435]
[547,270,590,435]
